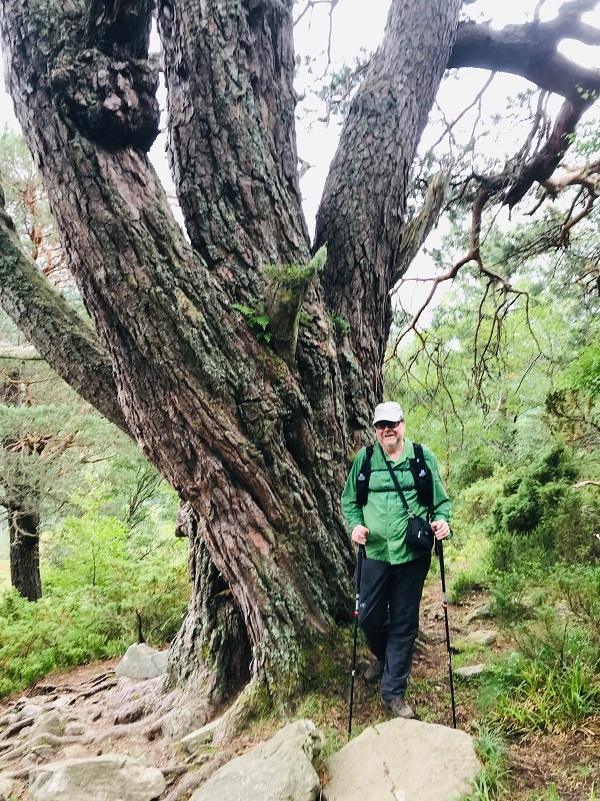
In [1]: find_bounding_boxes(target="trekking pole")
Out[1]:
[435,537,457,728]
[348,544,366,738]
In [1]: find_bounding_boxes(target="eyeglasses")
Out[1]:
[374,420,403,430]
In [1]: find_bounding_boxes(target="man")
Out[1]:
[341,401,451,719]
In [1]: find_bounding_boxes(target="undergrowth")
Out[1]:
[0,501,188,699]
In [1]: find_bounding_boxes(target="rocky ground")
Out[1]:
[0,577,598,800]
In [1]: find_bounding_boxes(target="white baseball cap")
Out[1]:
[372,401,404,425]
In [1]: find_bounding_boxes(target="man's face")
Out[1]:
[374,419,405,450]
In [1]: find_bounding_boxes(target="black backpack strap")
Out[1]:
[410,443,434,517]
[383,459,413,518]
[355,444,374,507]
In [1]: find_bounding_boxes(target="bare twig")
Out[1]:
[430,72,496,151]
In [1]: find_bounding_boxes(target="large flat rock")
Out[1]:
[324,718,480,801]
[29,753,166,801]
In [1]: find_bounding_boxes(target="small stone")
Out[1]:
[465,603,493,623]
[0,773,14,801]
[65,722,86,736]
[115,643,169,680]
[61,744,89,760]
[554,600,572,618]
[20,703,44,720]
[455,664,487,679]
[465,629,497,646]
[180,718,223,753]
[29,711,67,740]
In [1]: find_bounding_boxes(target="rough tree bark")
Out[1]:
[0,369,42,601]
[8,508,41,602]
[2,0,591,732]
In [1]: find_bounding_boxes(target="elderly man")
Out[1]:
[341,401,451,719]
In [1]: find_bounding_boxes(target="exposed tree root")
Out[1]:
[0,716,37,741]
[212,679,267,747]
[162,752,231,801]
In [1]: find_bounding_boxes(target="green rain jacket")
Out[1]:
[341,438,451,565]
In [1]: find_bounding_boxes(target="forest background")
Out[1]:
[0,1,598,799]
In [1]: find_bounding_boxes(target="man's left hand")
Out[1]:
[431,520,450,540]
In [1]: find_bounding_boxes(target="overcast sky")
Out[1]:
[1,0,599,316]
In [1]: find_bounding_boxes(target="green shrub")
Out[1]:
[450,569,487,603]
[483,618,600,735]
[453,446,495,491]
[453,470,507,532]
[489,572,529,624]
[0,501,189,699]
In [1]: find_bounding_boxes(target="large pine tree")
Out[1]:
[0,0,598,732]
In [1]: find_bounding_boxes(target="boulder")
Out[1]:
[29,753,166,801]
[190,719,322,801]
[115,643,169,680]
[324,718,480,801]
[465,629,497,646]
[455,664,487,679]
[0,773,13,801]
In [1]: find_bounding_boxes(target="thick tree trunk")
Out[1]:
[8,508,41,602]
[0,0,460,716]
[315,0,461,436]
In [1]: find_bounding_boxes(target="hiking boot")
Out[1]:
[363,659,384,683]
[382,696,415,719]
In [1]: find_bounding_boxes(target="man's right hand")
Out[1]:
[351,525,369,545]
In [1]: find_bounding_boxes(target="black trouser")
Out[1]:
[358,553,431,701]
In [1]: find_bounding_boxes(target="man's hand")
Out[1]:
[431,520,450,540]
[351,524,369,545]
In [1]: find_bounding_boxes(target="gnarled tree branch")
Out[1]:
[449,3,600,102]
[0,182,127,432]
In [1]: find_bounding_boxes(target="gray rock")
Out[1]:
[28,711,67,740]
[115,643,169,680]
[61,744,89,760]
[465,603,493,623]
[29,753,166,801]
[554,600,572,618]
[324,718,480,801]
[20,703,45,720]
[64,722,86,737]
[190,719,322,801]
[455,664,487,679]
[465,629,497,646]
[180,717,223,753]
[0,773,13,801]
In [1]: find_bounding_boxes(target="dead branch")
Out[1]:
[293,0,333,28]
[393,171,450,284]
[573,480,600,488]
